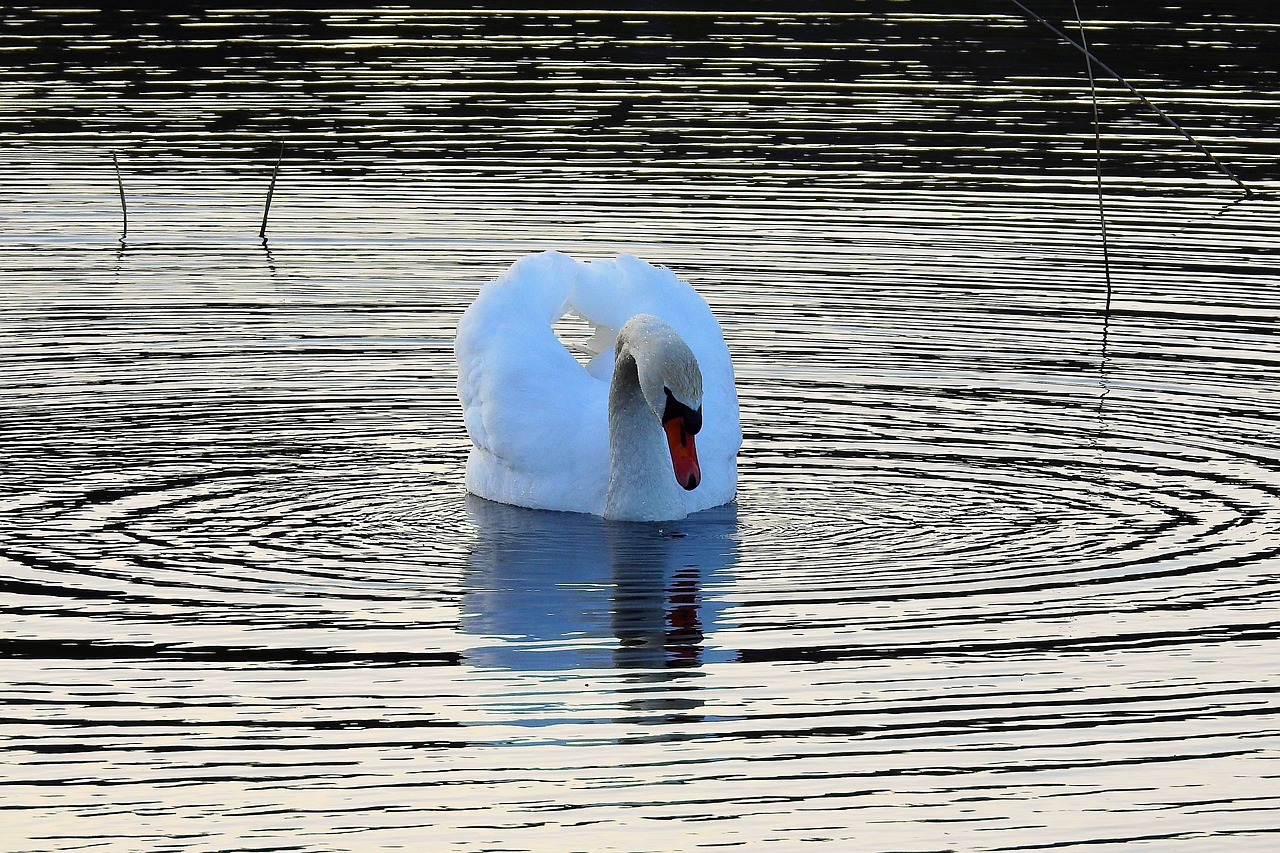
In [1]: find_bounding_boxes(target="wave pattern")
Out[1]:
[2,5,1280,852]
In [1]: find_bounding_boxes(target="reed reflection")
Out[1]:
[461,495,738,671]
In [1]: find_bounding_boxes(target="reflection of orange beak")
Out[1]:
[664,417,701,490]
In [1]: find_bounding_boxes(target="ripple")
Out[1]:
[3,5,1280,852]
[5,189,1279,848]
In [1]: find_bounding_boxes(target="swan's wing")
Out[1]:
[456,252,610,514]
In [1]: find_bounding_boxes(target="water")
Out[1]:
[3,5,1280,851]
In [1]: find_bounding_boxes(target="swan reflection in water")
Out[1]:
[461,495,739,671]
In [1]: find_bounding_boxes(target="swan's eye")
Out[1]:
[662,387,703,436]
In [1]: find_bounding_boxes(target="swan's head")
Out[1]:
[621,314,704,492]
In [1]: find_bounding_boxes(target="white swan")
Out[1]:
[456,251,741,522]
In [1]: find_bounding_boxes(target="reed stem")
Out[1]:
[1073,1,1112,319]
[1010,0,1253,196]
[112,152,127,240]
[259,143,284,239]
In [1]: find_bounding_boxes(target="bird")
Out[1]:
[455,251,740,522]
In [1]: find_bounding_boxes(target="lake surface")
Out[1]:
[3,4,1279,851]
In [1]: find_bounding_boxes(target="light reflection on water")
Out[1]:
[463,497,739,671]
[3,4,1280,852]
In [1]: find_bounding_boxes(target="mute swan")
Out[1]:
[456,251,740,522]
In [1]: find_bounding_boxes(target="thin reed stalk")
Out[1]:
[259,143,284,239]
[1010,0,1254,196]
[1073,1,1112,320]
[112,152,127,240]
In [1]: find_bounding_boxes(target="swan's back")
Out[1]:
[456,251,740,516]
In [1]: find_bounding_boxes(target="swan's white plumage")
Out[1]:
[456,251,740,517]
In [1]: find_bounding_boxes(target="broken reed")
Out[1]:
[1009,0,1254,196]
[259,142,284,240]
[112,152,127,240]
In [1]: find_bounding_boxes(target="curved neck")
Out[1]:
[605,347,686,522]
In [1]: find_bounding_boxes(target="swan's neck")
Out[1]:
[605,348,686,522]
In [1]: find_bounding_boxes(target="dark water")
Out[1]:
[3,4,1280,851]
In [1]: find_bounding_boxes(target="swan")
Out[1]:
[455,251,740,522]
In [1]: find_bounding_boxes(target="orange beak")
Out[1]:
[663,416,701,491]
